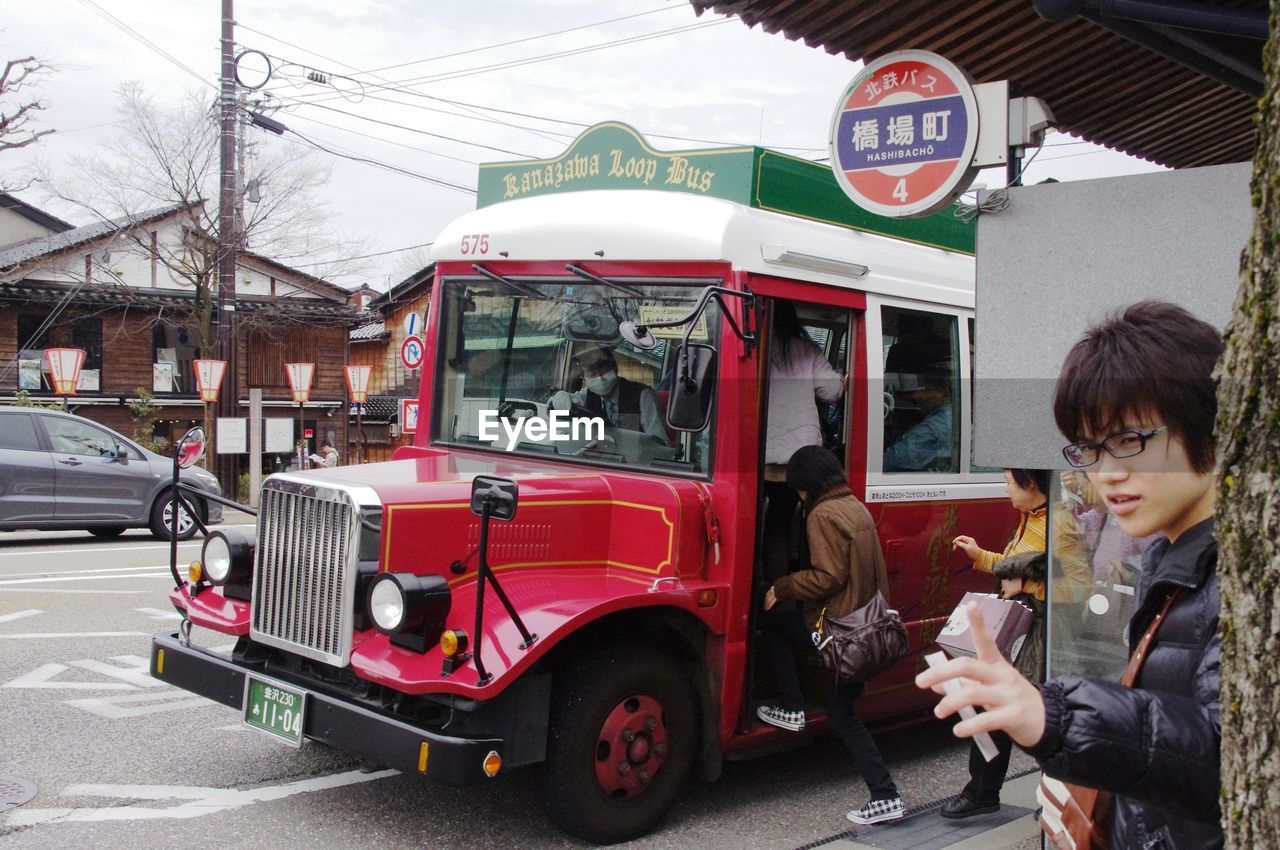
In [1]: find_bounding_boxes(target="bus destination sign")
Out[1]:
[829,50,980,219]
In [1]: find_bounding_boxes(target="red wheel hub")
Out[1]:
[593,694,669,799]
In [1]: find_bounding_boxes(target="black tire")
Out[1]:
[88,527,127,539]
[148,493,203,541]
[543,646,696,844]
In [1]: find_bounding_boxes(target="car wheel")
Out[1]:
[149,494,203,541]
[89,527,127,539]
[543,646,696,844]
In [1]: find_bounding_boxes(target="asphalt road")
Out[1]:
[0,524,1040,850]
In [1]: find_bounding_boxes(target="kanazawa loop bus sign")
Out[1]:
[830,50,980,219]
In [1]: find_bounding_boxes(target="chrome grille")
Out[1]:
[250,478,362,666]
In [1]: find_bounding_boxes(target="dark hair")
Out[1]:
[320,439,333,449]
[1007,468,1049,499]
[771,299,814,363]
[1053,301,1222,473]
[786,445,847,499]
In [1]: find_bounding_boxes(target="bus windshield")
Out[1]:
[434,276,721,475]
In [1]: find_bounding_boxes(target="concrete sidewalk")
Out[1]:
[800,772,1041,850]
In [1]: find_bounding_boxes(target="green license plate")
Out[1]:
[242,674,306,747]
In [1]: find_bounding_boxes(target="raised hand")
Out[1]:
[915,602,1046,748]
[951,534,982,560]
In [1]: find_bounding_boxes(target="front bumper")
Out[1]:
[150,633,503,784]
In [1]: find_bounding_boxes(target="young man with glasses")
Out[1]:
[917,301,1224,849]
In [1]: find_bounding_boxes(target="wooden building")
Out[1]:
[347,264,432,463]
[0,194,358,490]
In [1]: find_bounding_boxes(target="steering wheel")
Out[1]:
[883,391,896,418]
[497,400,538,420]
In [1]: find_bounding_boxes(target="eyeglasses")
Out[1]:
[1061,425,1169,469]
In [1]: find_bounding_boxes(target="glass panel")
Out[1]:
[17,315,103,388]
[0,413,42,451]
[1047,469,1155,680]
[435,277,720,474]
[39,417,121,457]
[152,324,200,394]
[881,306,960,473]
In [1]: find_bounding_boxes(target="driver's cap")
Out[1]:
[572,344,615,369]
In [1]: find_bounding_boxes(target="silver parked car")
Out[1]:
[0,406,223,540]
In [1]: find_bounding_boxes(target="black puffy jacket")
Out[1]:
[1028,518,1222,849]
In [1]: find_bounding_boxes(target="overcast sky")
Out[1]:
[3,0,1165,290]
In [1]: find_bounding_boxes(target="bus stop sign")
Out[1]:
[829,50,979,219]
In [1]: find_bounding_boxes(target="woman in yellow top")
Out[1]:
[954,468,1049,595]
[952,468,1090,604]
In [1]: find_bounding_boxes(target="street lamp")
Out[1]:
[284,362,314,468]
[45,347,85,410]
[192,359,227,472]
[344,364,371,464]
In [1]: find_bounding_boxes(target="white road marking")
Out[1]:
[66,690,212,719]
[0,588,150,594]
[3,655,157,690]
[3,663,134,690]
[135,607,183,620]
[1,565,183,579]
[0,571,170,586]
[67,656,164,688]
[0,631,152,639]
[0,543,202,558]
[0,608,42,623]
[7,768,399,826]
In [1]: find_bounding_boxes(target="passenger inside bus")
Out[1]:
[882,306,960,472]
[761,300,846,584]
[882,368,955,472]
[547,344,669,445]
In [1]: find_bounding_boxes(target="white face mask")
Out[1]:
[585,371,618,396]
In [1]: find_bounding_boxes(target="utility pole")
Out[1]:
[213,0,240,496]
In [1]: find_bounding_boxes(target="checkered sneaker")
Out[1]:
[847,796,904,825]
[756,704,806,732]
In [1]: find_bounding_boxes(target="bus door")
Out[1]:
[744,282,866,729]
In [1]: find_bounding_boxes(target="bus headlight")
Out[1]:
[201,528,255,587]
[366,572,452,653]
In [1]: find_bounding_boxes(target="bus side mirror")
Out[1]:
[470,475,518,522]
[666,343,717,432]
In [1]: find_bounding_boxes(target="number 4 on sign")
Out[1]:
[893,179,909,202]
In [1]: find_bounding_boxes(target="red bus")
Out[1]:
[152,124,1015,844]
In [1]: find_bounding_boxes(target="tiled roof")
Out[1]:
[0,202,192,271]
[350,320,388,341]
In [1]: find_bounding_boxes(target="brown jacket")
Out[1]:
[771,485,889,619]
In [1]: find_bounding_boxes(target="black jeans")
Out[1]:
[760,606,899,800]
[762,481,801,585]
[962,731,1014,804]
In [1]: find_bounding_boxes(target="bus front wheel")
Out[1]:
[543,647,696,844]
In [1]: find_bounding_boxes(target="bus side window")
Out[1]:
[881,306,960,473]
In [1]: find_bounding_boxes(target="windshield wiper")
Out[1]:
[565,263,645,298]
[472,264,550,300]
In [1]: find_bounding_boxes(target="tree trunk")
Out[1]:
[1215,5,1280,845]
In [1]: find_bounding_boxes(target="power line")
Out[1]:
[280,111,480,165]
[290,242,434,268]
[237,5,682,80]
[277,19,730,102]
[279,98,536,157]
[255,18,822,154]
[283,127,476,193]
[77,0,214,89]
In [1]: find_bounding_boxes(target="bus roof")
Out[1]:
[431,189,975,308]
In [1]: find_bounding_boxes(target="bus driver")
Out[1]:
[548,345,669,445]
